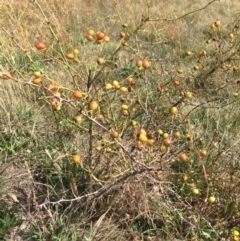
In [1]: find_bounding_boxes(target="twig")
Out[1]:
[148,0,219,22]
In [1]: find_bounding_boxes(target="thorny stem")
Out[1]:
[87,70,94,170]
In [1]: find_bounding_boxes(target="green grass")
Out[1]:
[0,167,22,240]
[0,206,22,240]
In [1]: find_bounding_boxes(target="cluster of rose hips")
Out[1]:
[66,49,79,62]
[135,59,151,69]
[86,30,110,44]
